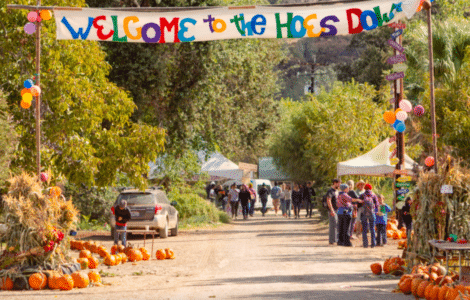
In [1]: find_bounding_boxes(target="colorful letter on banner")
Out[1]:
[53,0,423,43]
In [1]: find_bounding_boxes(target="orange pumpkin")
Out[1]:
[76,241,85,250]
[77,258,89,270]
[104,255,116,266]
[117,245,125,253]
[71,272,89,288]
[438,284,451,300]
[392,231,401,240]
[46,271,62,290]
[124,246,134,256]
[119,253,128,263]
[399,277,413,294]
[387,230,394,238]
[29,273,47,290]
[424,282,435,300]
[79,249,92,259]
[0,277,14,290]
[165,248,175,259]
[142,251,150,261]
[417,280,431,298]
[111,245,119,255]
[128,249,143,262]
[156,249,166,260]
[84,241,92,251]
[370,263,382,275]
[88,256,99,269]
[89,242,99,254]
[411,278,424,297]
[88,271,101,284]
[114,254,122,265]
[58,274,74,290]
[98,246,109,258]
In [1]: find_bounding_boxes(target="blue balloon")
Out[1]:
[23,79,33,89]
[393,119,401,127]
[396,122,406,133]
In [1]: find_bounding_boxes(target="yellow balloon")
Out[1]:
[22,93,32,102]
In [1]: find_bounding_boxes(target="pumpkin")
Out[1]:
[88,256,99,269]
[417,280,431,298]
[58,274,74,290]
[119,253,128,263]
[71,272,89,288]
[84,241,92,251]
[124,246,134,256]
[111,245,119,255]
[430,272,438,283]
[390,223,398,231]
[128,249,143,262]
[383,259,392,274]
[139,247,149,254]
[98,246,109,258]
[88,271,101,284]
[400,226,407,233]
[0,277,14,290]
[412,278,424,297]
[117,245,125,253]
[399,277,413,294]
[104,255,116,266]
[76,241,85,250]
[400,231,407,239]
[114,254,122,265]
[79,249,92,259]
[156,249,166,260]
[438,285,451,300]
[70,240,77,250]
[77,258,89,270]
[46,271,62,290]
[436,265,447,276]
[430,284,441,300]
[424,282,435,300]
[392,231,401,240]
[29,273,47,290]
[387,230,394,238]
[165,248,175,259]
[90,242,99,254]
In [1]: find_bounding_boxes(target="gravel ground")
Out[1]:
[1,210,409,300]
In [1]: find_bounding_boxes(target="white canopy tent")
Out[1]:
[198,151,244,181]
[337,138,418,177]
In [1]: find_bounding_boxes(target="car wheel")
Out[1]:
[170,217,178,237]
[159,218,169,239]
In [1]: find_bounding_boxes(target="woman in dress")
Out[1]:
[292,183,303,219]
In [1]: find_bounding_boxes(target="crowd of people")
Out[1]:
[325,178,413,248]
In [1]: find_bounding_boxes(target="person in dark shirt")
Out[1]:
[258,183,269,216]
[326,179,341,245]
[402,197,413,238]
[238,185,251,220]
[303,181,316,218]
[346,180,359,240]
[113,200,131,247]
[292,183,303,219]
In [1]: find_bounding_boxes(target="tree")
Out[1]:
[0,0,166,189]
[0,90,17,189]
[270,81,395,184]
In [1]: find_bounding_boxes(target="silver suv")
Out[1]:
[110,188,179,239]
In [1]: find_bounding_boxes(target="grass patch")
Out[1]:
[99,270,116,277]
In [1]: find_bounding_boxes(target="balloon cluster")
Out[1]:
[383,100,426,133]
[20,79,41,109]
[24,10,52,35]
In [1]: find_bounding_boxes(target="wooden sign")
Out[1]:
[393,169,409,175]
[397,194,406,201]
[388,22,406,29]
[238,162,258,172]
[386,72,405,81]
[393,63,408,72]
[391,29,403,39]
[387,53,407,64]
[397,176,412,182]
[441,185,453,194]
[396,182,411,188]
[388,39,405,53]
[389,143,397,151]
[396,188,409,195]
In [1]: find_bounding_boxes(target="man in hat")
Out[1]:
[113,200,131,247]
[258,183,269,216]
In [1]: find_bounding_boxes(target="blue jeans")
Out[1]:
[261,199,267,214]
[285,200,291,217]
[376,223,386,245]
[249,199,256,216]
[114,225,127,247]
[280,199,286,215]
[361,214,376,248]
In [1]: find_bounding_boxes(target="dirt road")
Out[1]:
[2,211,409,300]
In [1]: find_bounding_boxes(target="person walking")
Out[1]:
[375,194,392,246]
[280,183,286,217]
[354,179,366,238]
[303,181,316,218]
[402,197,413,238]
[359,183,379,248]
[113,200,131,247]
[284,184,292,218]
[326,179,341,245]
[206,181,215,200]
[239,184,251,220]
[337,184,362,246]
[346,180,359,240]
[228,183,240,220]
[258,183,269,216]
[270,183,282,215]
[248,183,257,217]
[292,183,303,219]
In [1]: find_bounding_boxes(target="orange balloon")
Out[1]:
[20,100,31,109]
[395,108,402,114]
[40,10,52,21]
[21,88,30,96]
[383,111,396,124]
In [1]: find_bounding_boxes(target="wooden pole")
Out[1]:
[424,0,438,173]
[35,0,41,178]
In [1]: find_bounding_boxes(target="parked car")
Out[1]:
[110,188,178,239]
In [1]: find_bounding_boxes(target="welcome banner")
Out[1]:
[54,0,422,44]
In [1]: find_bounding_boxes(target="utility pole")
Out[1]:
[35,0,42,178]
[297,55,326,95]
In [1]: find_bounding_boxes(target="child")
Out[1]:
[402,197,413,238]
[375,194,391,246]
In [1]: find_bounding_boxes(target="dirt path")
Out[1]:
[2,211,409,300]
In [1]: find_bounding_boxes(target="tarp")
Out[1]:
[53,0,423,43]
[337,138,418,177]
[198,151,243,181]
[258,157,291,181]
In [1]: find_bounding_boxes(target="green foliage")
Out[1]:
[63,182,118,224]
[0,0,166,189]
[270,81,391,185]
[0,90,17,189]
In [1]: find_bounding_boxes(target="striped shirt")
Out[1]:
[336,192,354,209]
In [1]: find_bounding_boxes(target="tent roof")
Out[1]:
[337,138,418,177]
[258,157,291,181]
[198,151,243,181]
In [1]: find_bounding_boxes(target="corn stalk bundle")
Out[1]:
[0,173,79,278]
[407,157,470,264]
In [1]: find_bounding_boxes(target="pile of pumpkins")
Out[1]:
[70,240,175,269]
[370,256,406,276]
[396,262,469,299]
[387,218,408,240]
[0,270,101,291]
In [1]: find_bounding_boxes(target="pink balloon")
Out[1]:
[399,99,413,112]
[396,111,408,121]
[27,11,38,22]
[24,22,36,34]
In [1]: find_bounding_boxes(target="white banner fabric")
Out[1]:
[53,0,421,43]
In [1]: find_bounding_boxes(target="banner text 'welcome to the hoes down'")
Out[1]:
[55,2,406,43]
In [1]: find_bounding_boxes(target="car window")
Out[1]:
[117,193,155,205]
[157,192,170,204]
